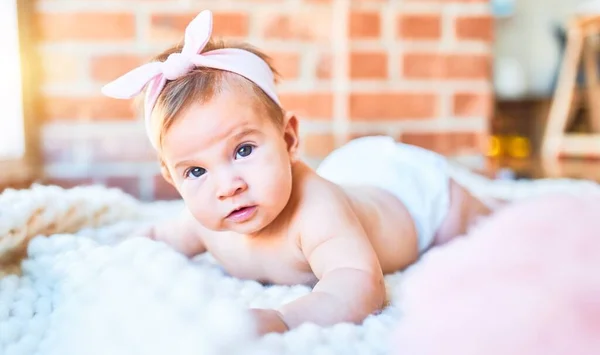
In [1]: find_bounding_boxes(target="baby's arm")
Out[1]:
[138,207,206,257]
[277,195,386,329]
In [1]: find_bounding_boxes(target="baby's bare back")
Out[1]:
[339,185,420,273]
[338,178,495,266]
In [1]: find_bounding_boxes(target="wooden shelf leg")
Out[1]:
[583,34,600,133]
[541,24,584,159]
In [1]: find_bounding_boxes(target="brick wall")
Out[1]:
[36,0,493,201]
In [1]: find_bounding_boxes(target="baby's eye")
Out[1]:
[186,167,206,179]
[235,144,254,159]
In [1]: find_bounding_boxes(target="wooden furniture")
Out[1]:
[492,96,553,158]
[541,14,600,159]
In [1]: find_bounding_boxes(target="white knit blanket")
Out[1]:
[1,165,599,355]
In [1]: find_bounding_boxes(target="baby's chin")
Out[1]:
[223,209,281,236]
[222,218,271,236]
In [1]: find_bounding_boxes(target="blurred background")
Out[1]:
[1,0,600,201]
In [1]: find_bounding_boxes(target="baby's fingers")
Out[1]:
[131,224,157,240]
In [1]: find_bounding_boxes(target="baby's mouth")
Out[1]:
[226,205,257,222]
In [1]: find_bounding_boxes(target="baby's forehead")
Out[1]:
[158,79,283,153]
[162,111,268,157]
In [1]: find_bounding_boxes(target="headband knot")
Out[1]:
[163,53,195,80]
[100,9,281,150]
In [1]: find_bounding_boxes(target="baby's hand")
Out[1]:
[134,209,206,257]
[249,309,289,335]
[134,218,177,242]
[132,223,157,241]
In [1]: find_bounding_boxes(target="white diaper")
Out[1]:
[316,136,450,253]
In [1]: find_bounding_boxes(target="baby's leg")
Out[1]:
[432,179,496,247]
[480,195,510,211]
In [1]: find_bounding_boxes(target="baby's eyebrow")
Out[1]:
[231,128,261,141]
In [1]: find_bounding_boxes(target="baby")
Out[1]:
[102,10,494,335]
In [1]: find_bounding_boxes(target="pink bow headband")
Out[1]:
[100,10,281,149]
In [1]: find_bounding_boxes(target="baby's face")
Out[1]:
[160,89,296,235]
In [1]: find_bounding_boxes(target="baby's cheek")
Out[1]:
[188,202,219,229]
[180,188,218,228]
[261,164,292,207]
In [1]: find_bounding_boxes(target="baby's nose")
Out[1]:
[217,176,247,200]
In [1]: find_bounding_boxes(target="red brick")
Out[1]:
[402,52,490,79]
[150,12,249,41]
[455,15,494,42]
[279,93,334,119]
[41,53,79,84]
[316,52,332,79]
[153,175,181,200]
[398,132,487,155]
[260,11,331,42]
[210,12,250,37]
[349,93,437,120]
[397,14,442,40]
[350,51,388,79]
[104,176,141,198]
[90,55,146,82]
[41,96,136,121]
[446,54,490,79]
[302,133,336,158]
[268,52,301,80]
[453,92,493,117]
[36,13,136,41]
[402,52,446,79]
[349,11,381,38]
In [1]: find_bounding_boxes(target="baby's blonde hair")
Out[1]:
[138,38,285,151]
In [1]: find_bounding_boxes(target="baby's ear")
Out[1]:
[282,111,300,160]
[160,161,175,186]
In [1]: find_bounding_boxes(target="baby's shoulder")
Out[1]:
[289,171,374,262]
[297,171,348,209]
[294,172,359,233]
